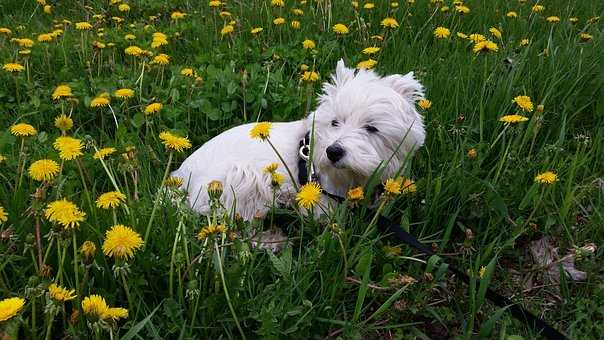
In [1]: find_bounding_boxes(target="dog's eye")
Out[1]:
[364,125,379,133]
[331,120,340,127]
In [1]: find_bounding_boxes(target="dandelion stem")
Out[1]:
[266,138,299,191]
[169,219,183,298]
[120,271,134,313]
[44,314,55,340]
[144,151,173,246]
[35,217,44,271]
[72,231,80,302]
[214,241,246,340]
[15,138,25,193]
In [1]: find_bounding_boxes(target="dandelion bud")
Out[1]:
[80,240,97,263]
[467,148,477,158]
[70,310,80,325]
[40,264,53,278]
[207,180,223,199]
[536,104,544,113]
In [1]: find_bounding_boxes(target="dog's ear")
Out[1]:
[322,59,355,98]
[333,59,355,87]
[384,72,424,104]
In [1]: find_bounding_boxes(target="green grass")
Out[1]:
[0,0,603,338]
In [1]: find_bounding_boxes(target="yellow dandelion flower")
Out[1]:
[292,8,304,16]
[506,11,518,18]
[3,63,25,72]
[37,33,53,42]
[271,172,285,187]
[220,25,234,36]
[296,182,322,209]
[0,297,26,322]
[473,40,498,53]
[362,46,380,55]
[10,123,37,137]
[249,122,272,140]
[81,295,110,320]
[263,163,279,174]
[364,3,375,9]
[52,85,72,100]
[90,96,110,107]
[54,114,73,132]
[144,102,163,115]
[181,68,195,77]
[302,39,316,49]
[271,0,284,7]
[546,16,560,23]
[152,54,170,65]
[433,26,450,38]
[0,206,7,224]
[467,148,477,158]
[499,114,529,124]
[75,22,93,30]
[399,177,417,194]
[468,33,486,43]
[455,5,470,14]
[569,17,579,24]
[106,307,128,321]
[53,136,84,160]
[102,224,144,260]
[159,131,192,152]
[124,45,143,56]
[333,23,349,34]
[301,71,320,81]
[489,27,502,39]
[512,95,534,112]
[13,38,34,47]
[531,5,544,13]
[520,38,530,46]
[0,154,5,163]
[418,99,432,110]
[383,178,401,196]
[114,88,134,99]
[171,11,186,20]
[197,224,227,241]
[291,20,301,29]
[251,27,263,34]
[28,159,60,181]
[0,28,12,34]
[164,176,184,187]
[124,34,136,41]
[535,171,557,185]
[118,3,130,11]
[48,283,77,302]
[381,17,399,28]
[44,199,86,229]
[579,33,592,42]
[273,17,286,25]
[347,186,364,201]
[356,59,378,70]
[96,191,127,209]
[93,147,117,160]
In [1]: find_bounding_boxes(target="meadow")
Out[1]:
[0,0,603,338]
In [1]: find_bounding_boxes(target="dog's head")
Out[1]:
[307,59,425,191]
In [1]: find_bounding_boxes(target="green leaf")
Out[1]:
[353,250,373,322]
[120,304,161,340]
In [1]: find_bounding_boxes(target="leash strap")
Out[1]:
[296,134,566,338]
[377,216,566,339]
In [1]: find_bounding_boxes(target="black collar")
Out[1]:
[297,132,345,202]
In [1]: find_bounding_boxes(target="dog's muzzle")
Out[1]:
[326,143,345,163]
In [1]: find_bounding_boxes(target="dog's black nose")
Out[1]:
[326,144,345,163]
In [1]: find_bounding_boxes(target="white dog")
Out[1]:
[172,60,425,220]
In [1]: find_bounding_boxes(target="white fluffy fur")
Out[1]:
[172,60,425,220]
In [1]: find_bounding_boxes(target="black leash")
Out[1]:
[296,135,566,339]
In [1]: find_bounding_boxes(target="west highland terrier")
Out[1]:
[172,59,425,220]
